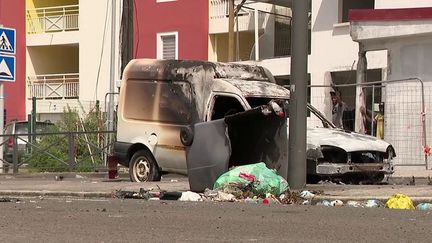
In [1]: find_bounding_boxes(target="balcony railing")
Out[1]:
[26,5,79,34]
[210,0,269,34]
[210,0,250,19]
[27,73,79,99]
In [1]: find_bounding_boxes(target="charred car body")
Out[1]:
[114,59,394,184]
[306,105,395,183]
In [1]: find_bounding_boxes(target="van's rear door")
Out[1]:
[185,106,288,192]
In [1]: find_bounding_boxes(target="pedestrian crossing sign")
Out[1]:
[0,54,15,82]
[0,27,16,55]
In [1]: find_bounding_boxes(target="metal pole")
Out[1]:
[254,8,259,61]
[371,85,375,136]
[108,0,116,154]
[235,12,239,61]
[228,0,235,62]
[288,0,308,189]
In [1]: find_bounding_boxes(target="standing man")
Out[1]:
[330,90,347,129]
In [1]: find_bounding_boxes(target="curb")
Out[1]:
[0,190,113,198]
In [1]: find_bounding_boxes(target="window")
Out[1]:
[123,80,191,124]
[339,0,374,23]
[211,95,245,120]
[157,32,178,60]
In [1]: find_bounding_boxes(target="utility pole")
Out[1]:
[107,0,116,153]
[288,0,309,190]
[228,0,235,62]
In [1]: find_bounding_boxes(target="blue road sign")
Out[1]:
[0,54,16,82]
[0,27,16,55]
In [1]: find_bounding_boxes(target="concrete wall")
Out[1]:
[79,0,121,104]
[0,0,26,122]
[27,45,78,75]
[386,36,432,81]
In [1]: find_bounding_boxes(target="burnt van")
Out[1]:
[114,59,289,182]
[115,59,395,185]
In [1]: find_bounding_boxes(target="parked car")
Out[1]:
[2,120,55,164]
[114,59,395,185]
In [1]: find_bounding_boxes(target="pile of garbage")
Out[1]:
[115,162,313,205]
[114,162,432,210]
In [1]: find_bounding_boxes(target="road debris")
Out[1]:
[386,193,415,209]
[0,197,20,203]
[179,191,203,202]
[416,203,432,210]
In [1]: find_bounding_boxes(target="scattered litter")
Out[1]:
[299,190,315,200]
[75,175,86,179]
[386,193,415,209]
[214,191,236,202]
[29,200,37,203]
[416,203,432,211]
[115,188,151,200]
[244,198,259,204]
[0,197,20,203]
[346,201,363,208]
[36,206,42,209]
[55,175,64,181]
[179,191,203,202]
[170,179,178,182]
[66,200,72,203]
[330,200,344,207]
[316,200,331,207]
[160,192,182,200]
[364,199,384,208]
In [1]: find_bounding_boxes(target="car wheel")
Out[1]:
[129,150,161,182]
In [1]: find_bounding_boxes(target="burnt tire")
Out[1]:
[129,150,161,182]
[180,126,194,146]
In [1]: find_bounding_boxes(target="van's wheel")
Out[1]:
[129,150,161,182]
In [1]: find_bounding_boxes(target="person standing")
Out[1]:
[375,103,385,139]
[330,90,347,129]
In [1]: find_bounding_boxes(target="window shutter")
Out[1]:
[162,35,176,59]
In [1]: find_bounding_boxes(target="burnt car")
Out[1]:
[114,59,394,185]
[306,105,395,184]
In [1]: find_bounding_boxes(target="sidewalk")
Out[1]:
[0,173,431,203]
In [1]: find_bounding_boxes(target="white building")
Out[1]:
[25,0,122,122]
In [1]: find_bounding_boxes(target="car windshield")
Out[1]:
[307,104,336,129]
[15,122,54,134]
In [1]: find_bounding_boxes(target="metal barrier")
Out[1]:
[0,130,115,174]
[302,78,429,169]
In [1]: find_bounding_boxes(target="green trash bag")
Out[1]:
[213,162,289,197]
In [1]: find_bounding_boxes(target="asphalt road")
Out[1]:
[1,197,431,242]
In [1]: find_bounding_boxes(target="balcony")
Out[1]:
[209,0,270,34]
[27,73,79,100]
[26,5,79,34]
